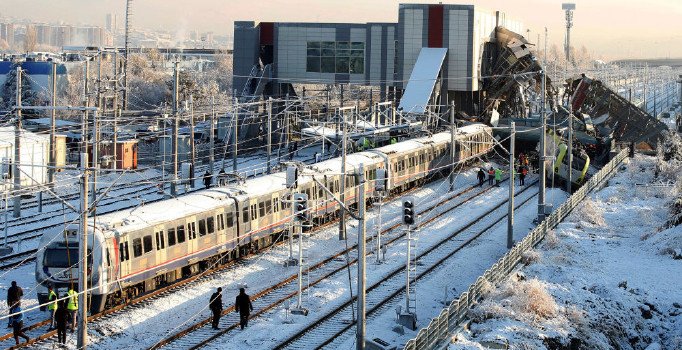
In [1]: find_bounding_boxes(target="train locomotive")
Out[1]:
[36,124,493,313]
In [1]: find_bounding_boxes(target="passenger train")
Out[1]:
[36,124,493,312]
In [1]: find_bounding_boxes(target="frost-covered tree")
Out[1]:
[0,64,42,114]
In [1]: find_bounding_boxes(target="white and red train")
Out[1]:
[36,124,493,312]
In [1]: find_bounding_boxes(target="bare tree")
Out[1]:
[24,25,37,53]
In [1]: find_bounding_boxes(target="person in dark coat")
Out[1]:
[54,300,68,344]
[520,165,528,186]
[7,303,29,345]
[477,169,486,187]
[203,171,212,189]
[7,281,23,308]
[235,288,253,330]
[209,287,223,330]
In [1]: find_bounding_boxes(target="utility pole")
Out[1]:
[356,163,366,350]
[77,152,89,349]
[49,62,57,188]
[82,60,89,156]
[449,101,456,191]
[209,95,215,173]
[267,97,273,174]
[507,122,515,249]
[91,107,98,212]
[538,28,547,223]
[338,108,348,240]
[12,66,22,218]
[189,95,196,187]
[123,0,132,110]
[567,98,573,193]
[112,51,119,170]
[171,61,179,196]
[232,99,238,173]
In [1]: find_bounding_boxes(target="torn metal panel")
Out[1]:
[566,75,668,148]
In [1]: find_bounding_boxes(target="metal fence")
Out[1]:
[403,148,630,350]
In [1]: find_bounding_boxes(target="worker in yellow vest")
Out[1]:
[46,285,58,330]
[66,286,78,333]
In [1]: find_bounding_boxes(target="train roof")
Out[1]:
[309,152,383,174]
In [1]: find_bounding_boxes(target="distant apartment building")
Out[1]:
[0,23,14,47]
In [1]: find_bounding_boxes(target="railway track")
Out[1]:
[2,161,465,350]
[276,185,539,350]
[144,178,532,350]
[0,154,319,271]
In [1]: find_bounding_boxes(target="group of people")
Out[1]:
[6,280,255,346]
[476,153,532,188]
[477,167,504,187]
[209,287,253,331]
[6,281,82,346]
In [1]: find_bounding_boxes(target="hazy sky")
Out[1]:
[3,0,681,59]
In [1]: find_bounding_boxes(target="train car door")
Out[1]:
[153,224,167,268]
[239,199,252,245]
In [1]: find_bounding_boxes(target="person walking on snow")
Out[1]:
[520,165,528,186]
[46,284,58,330]
[54,300,68,344]
[66,286,78,333]
[203,170,212,189]
[477,168,486,187]
[235,288,253,330]
[488,167,495,186]
[6,281,23,308]
[7,303,29,345]
[494,168,503,187]
[210,287,223,330]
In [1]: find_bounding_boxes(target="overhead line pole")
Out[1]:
[356,163,366,350]
[12,66,22,218]
[49,62,57,188]
[171,61,179,196]
[449,101,456,191]
[507,122,515,249]
[77,152,89,349]
[538,28,547,223]
[338,107,348,240]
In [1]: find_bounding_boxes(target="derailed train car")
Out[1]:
[36,124,493,313]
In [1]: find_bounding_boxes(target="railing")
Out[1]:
[403,148,630,350]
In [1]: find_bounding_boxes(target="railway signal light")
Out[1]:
[293,193,308,222]
[403,199,414,225]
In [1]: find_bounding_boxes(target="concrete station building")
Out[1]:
[233,3,523,115]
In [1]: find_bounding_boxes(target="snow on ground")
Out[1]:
[0,147,324,342]
[3,158,502,349]
[330,188,568,350]
[449,155,682,350]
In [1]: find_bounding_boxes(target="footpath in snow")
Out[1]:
[450,155,682,350]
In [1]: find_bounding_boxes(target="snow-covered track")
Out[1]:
[147,178,526,350]
[274,183,538,350]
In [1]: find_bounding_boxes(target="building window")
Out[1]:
[307,41,364,74]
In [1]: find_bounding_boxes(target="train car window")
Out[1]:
[273,198,279,213]
[132,238,143,257]
[167,228,176,246]
[207,217,215,233]
[265,200,272,214]
[143,235,153,254]
[155,231,165,250]
[187,222,196,240]
[198,219,207,236]
[217,214,225,230]
[226,212,234,227]
[177,225,186,243]
[119,242,127,261]
[242,207,249,222]
[334,180,339,192]
[251,204,257,220]
[318,187,324,198]
[259,202,266,217]
[106,249,111,266]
